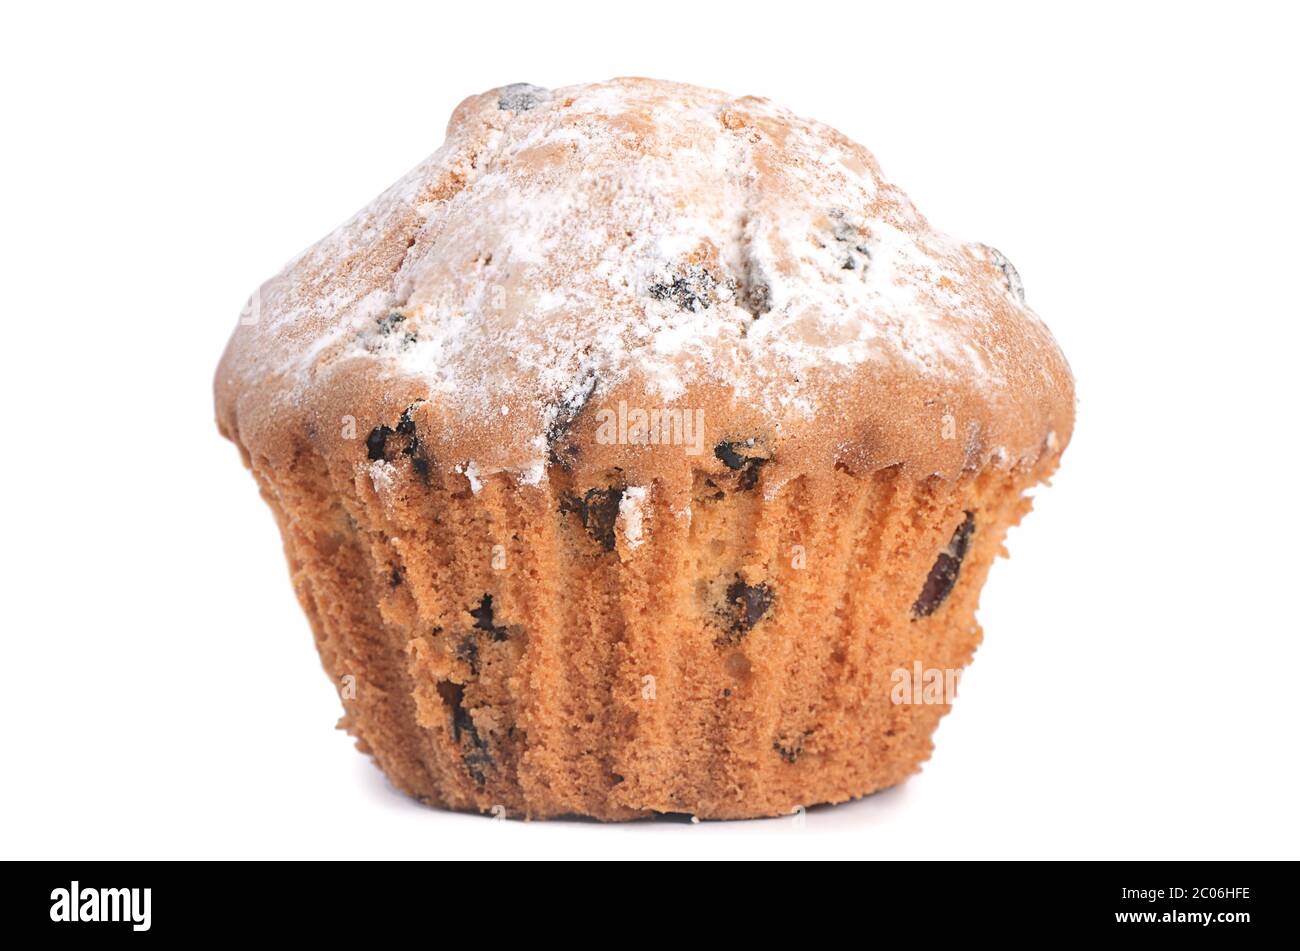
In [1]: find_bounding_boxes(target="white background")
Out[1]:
[2,1,1296,860]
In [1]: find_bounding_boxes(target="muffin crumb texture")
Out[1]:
[265,442,1051,819]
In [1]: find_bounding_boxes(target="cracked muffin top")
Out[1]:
[216,77,1074,489]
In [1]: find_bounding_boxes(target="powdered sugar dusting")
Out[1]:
[618,486,649,550]
[230,78,1057,477]
[369,459,398,494]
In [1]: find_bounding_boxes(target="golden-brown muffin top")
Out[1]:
[216,77,1073,487]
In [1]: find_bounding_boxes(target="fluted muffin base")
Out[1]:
[242,438,1051,820]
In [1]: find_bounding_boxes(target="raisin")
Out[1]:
[828,209,871,274]
[455,636,480,676]
[497,83,549,112]
[462,749,492,786]
[985,246,1026,303]
[388,566,403,588]
[396,403,432,484]
[693,474,726,504]
[737,277,771,318]
[648,264,720,312]
[547,375,597,469]
[366,425,393,461]
[395,406,417,437]
[911,511,976,618]
[559,487,624,551]
[715,576,775,646]
[368,312,417,350]
[714,439,768,490]
[365,402,431,483]
[726,577,775,632]
[437,682,477,746]
[773,734,803,764]
[714,442,749,469]
[468,593,511,642]
[436,680,492,785]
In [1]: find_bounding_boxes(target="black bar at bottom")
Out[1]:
[3,860,1288,939]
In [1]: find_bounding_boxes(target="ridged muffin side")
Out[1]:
[233,419,1058,820]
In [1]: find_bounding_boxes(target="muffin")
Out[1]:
[215,77,1074,820]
